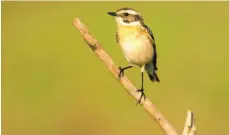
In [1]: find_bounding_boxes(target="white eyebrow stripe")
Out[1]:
[119,10,139,15]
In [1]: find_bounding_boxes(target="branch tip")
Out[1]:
[182,110,196,135]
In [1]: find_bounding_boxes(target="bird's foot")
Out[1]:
[136,89,146,105]
[118,66,124,79]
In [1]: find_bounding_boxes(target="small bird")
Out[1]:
[108,7,160,104]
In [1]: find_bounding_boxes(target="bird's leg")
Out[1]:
[118,65,133,79]
[136,71,146,105]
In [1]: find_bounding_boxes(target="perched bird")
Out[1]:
[108,7,160,104]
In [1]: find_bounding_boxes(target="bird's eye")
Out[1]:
[124,13,129,16]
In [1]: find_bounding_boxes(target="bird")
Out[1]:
[107,7,160,105]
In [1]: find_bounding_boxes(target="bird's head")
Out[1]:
[108,7,144,26]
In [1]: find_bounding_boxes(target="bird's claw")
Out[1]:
[118,66,124,79]
[136,89,146,105]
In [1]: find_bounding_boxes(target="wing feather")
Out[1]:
[143,24,158,70]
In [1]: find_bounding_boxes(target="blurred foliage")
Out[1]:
[2,1,229,135]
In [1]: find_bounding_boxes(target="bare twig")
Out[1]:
[182,110,196,135]
[73,17,196,135]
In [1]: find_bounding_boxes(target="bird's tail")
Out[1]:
[148,72,160,82]
[145,63,160,82]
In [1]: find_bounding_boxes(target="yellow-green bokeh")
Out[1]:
[2,1,229,135]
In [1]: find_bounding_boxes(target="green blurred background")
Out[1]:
[2,1,229,135]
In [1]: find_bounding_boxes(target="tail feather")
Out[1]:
[145,62,160,82]
[148,72,160,82]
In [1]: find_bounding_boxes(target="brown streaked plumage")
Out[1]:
[117,7,135,12]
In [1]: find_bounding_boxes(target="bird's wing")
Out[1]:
[143,24,158,70]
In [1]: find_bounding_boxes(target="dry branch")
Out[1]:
[73,17,196,135]
[182,110,196,135]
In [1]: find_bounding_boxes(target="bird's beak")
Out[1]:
[107,12,117,17]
